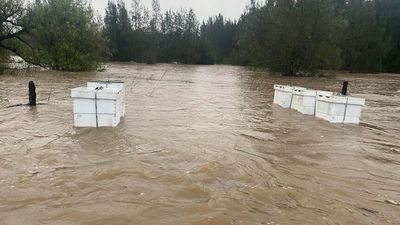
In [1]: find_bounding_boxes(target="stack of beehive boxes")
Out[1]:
[273,84,365,124]
[71,81,125,127]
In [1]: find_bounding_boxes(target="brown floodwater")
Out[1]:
[0,63,399,225]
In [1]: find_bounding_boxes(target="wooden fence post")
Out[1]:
[341,81,349,96]
[29,81,37,106]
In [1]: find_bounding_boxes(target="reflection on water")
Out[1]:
[0,63,399,225]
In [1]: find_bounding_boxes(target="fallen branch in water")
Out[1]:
[6,103,48,108]
[47,89,53,103]
[6,103,26,108]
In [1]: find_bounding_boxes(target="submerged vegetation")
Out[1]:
[1,0,400,75]
[27,0,104,71]
[0,0,103,71]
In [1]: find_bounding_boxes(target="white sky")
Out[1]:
[89,0,250,22]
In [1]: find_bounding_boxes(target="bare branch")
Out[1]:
[0,27,28,42]
[0,43,45,68]
[4,20,23,27]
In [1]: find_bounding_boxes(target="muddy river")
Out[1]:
[0,63,399,225]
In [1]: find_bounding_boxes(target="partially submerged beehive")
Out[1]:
[273,84,365,124]
[315,92,365,124]
[71,81,125,128]
[87,81,125,117]
[273,85,294,108]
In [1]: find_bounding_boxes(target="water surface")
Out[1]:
[0,64,399,225]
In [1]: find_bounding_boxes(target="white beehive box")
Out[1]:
[316,91,365,124]
[300,90,318,115]
[343,97,366,124]
[326,95,348,123]
[273,84,294,108]
[290,87,307,112]
[87,81,125,117]
[315,91,334,121]
[71,87,122,127]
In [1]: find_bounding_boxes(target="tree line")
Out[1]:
[1,0,400,75]
[102,0,240,65]
[239,0,400,75]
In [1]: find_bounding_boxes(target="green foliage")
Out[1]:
[102,0,400,74]
[104,0,400,75]
[3,0,399,74]
[0,0,29,64]
[0,48,8,62]
[376,0,400,73]
[104,0,207,64]
[0,48,7,73]
[26,0,104,71]
[238,0,343,75]
[340,0,387,72]
[238,0,400,75]
[104,0,136,61]
[200,15,239,64]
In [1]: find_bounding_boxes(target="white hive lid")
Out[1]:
[347,96,366,106]
[71,87,121,100]
[87,80,125,89]
[282,85,293,92]
[71,87,96,98]
[303,89,317,96]
[96,88,121,100]
[292,86,306,91]
[317,91,334,98]
[331,94,348,104]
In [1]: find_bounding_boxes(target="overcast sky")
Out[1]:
[89,0,250,22]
